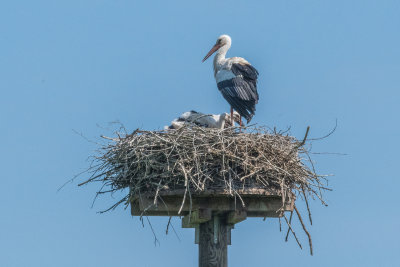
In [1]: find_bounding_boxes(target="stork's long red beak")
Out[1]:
[202,44,221,62]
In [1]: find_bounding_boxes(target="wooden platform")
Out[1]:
[130,188,295,220]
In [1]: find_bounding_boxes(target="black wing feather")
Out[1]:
[216,63,260,123]
[231,63,259,102]
[231,63,259,81]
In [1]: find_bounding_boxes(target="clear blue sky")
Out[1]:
[1,1,399,266]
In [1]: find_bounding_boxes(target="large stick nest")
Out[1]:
[81,125,326,211]
[80,125,330,255]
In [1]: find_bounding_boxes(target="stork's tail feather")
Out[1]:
[246,113,254,123]
[223,96,256,123]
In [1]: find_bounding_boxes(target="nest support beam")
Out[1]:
[131,193,294,218]
[181,210,247,267]
[198,214,231,267]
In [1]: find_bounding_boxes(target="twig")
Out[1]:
[294,205,313,255]
[283,213,302,249]
[146,216,160,246]
[295,126,310,149]
[166,216,172,235]
[279,217,282,232]
[307,119,337,141]
[285,211,293,241]
[302,186,313,225]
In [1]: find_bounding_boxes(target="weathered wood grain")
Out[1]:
[199,216,229,267]
[227,210,247,225]
[182,209,212,228]
[131,194,294,218]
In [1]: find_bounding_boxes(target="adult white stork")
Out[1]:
[202,34,259,125]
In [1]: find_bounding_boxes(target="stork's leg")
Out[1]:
[238,115,243,132]
[230,106,233,126]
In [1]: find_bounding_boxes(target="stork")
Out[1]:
[165,110,240,130]
[202,34,259,125]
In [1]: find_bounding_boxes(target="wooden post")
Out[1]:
[199,214,230,267]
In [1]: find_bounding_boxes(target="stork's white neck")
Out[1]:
[213,44,231,73]
[215,44,230,62]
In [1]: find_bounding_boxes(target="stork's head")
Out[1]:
[202,34,232,62]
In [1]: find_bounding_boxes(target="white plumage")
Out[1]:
[165,110,240,130]
[203,34,259,124]
[215,69,237,83]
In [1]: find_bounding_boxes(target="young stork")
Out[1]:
[202,34,259,125]
[165,110,240,130]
